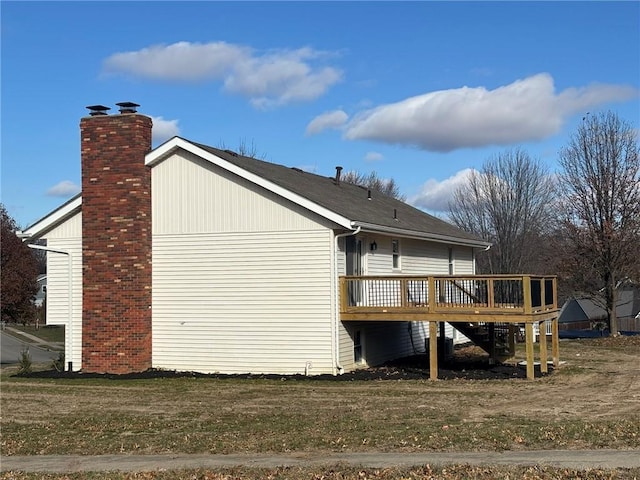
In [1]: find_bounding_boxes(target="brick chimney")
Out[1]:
[80,103,153,373]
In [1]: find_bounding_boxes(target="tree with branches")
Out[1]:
[556,111,640,335]
[342,170,406,200]
[448,148,557,274]
[1,204,39,323]
[217,138,267,160]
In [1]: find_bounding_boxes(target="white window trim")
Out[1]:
[392,238,401,271]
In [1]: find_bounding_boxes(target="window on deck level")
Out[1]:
[392,239,400,270]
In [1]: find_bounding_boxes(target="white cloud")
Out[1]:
[305,110,348,135]
[103,41,245,81]
[152,116,180,144]
[364,151,383,162]
[409,168,476,213]
[344,73,638,152]
[104,42,342,108]
[46,180,81,197]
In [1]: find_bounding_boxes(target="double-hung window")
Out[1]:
[392,239,400,270]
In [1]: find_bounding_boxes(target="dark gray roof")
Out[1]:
[193,141,487,246]
[560,282,640,322]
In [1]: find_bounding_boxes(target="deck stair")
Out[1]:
[451,322,515,362]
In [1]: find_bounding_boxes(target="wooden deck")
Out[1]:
[339,275,560,380]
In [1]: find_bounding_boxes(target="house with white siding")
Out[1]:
[23,103,557,377]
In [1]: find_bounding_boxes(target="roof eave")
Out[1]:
[352,221,491,248]
[18,195,82,240]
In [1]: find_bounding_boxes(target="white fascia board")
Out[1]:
[146,137,354,230]
[18,196,82,240]
[353,221,491,249]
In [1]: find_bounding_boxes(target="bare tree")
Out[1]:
[218,138,267,160]
[342,170,406,201]
[448,148,557,274]
[557,111,640,335]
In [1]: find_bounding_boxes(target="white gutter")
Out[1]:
[353,221,491,249]
[332,226,361,375]
[27,244,74,371]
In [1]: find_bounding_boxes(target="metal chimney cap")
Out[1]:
[116,102,140,114]
[86,105,111,116]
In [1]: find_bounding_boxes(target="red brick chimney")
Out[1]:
[80,103,153,373]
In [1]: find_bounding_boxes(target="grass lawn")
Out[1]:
[1,336,639,479]
[3,323,64,344]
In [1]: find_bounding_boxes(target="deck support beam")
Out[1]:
[525,322,535,380]
[429,321,438,381]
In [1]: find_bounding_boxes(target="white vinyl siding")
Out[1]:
[335,238,357,372]
[452,247,475,274]
[42,211,82,371]
[151,150,340,374]
[152,151,331,235]
[152,230,334,374]
[342,235,475,365]
[341,321,421,368]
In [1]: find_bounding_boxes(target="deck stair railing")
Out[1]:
[452,322,515,361]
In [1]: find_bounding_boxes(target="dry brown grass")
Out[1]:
[1,336,639,478]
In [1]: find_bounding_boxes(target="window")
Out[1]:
[354,330,363,363]
[392,239,400,270]
[448,247,454,275]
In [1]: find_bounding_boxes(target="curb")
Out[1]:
[2,450,640,473]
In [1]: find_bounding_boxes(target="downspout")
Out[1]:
[26,244,74,371]
[333,226,361,375]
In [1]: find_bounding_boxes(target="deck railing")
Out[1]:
[339,274,557,316]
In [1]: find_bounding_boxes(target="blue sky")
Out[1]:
[2,1,639,228]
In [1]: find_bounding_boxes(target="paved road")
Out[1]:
[2,450,639,472]
[0,331,60,365]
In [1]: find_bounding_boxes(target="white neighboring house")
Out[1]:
[20,106,489,375]
[34,274,47,308]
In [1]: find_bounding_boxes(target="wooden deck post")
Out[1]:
[551,316,560,367]
[525,322,535,380]
[438,279,446,304]
[523,276,532,314]
[429,321,438,381]
[339,277,347,312]
[539,320,548,374]
[427,276,436,313]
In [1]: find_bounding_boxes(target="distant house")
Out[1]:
[33,274,47,308]
[19,103,558,377]
[558,281,640,335]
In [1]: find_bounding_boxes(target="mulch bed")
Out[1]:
[17,345,550,381]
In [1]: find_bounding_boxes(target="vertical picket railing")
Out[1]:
[340,275,557,314]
